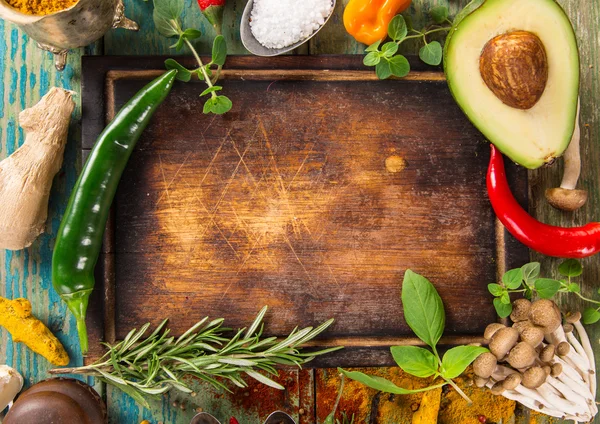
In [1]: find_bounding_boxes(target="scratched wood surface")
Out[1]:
[0,0,598,423]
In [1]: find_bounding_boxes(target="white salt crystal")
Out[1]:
[250,0,333,49]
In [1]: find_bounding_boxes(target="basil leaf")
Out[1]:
[390,346,437,378]
[164,59,191,82]
[419,41,442,66]
[365,40,382,52]
[338,368,433,394]
[375,59,392,80]
[487,283,503,297]
[388,15,407,41]
[388,55,410,78]
[493,297,512,318]
[440,346,488,379]
[381,42,399,57]
[363,52,381,67]
[559,259,583,277]
[583,308,600,325]
[203,95,232,115]
[212,35,227,66]
[534,278,561,299]
[153,9,180,38]
[153,0,184,21]
[521,262,540,286]
[430,6,449,24]
[502,268,523,289]
[402,270,445,349]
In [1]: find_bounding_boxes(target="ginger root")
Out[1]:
[0,87,75,250]
[412,386,442,424]
[0,297,69,366]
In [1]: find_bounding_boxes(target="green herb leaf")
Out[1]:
[212,35,227,66]
[164,59,192,82]
[583,308,600,325]
[170,35,185,51]
[390,346,438,378]
[203,95,232,115]
[153,9,180,38]
[430,6,449,24]
[559,259,583,277]
[568,283,581,293]
[363,52,381,67]
[365,40,382,52]
[500,292,511,304]
[153,0,184,21]
[503,268,524,290]
[488,283,503,297]
[375,59,392,80]
[440,346,488,379]
[418,41,443,66]
[182,28,202,41]
[388,15,408,41]
[402,270,445,349]
[323,414,335,424]
[493,297,512,318]
[200,86,223,96]
[535,278,561,299]
[403,13,414,31]
[338,368,435,394]
[388,55,410,78]
[521,262,540,286]
[381,42,399,57]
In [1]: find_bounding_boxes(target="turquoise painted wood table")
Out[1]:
[0,0,599,423]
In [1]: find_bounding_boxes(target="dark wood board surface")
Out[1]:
[82,56,528,365]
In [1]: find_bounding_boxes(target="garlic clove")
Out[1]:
[0,365,23,411]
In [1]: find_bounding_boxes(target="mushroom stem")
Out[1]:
[536,383,581,416]
[573,320,597,397]
[546,375,591,407]
[566,331,591,370]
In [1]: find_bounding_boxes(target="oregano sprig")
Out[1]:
[488,259,600,324]
[340,270,488,404]
[153,0,232,114]
[363,6,453,79]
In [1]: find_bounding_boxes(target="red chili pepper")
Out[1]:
[487,144,600,258]
[229,418,240,424]
[197,0,225,35]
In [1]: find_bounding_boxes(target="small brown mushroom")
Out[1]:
[490,381,506,395]
[542,365,551,376]
[520,326,545,347]
[565,311,582,324]
[522,366,547,389]
[563,323,574,333]
[540,344,556,362]
[474,376,489,388]
[507,342,538,369]
[529,299,562,334]
[484,323,506,342]
[502,373,522,390]
[512,320,533,334]
[511,299,532,322]
[490,327,519,359]
[557,341,571,357]
[473,352,498,378]
[551,362,563,377]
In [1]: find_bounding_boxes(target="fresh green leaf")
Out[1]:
[182,28,202,40]
[488,283,503,297]
[381,42,399,57]
[388,55,410,78]
[375,59,392,80]
[365,40,382,52]
[418,41,443,66]
[535,278,561,299]
[430,6,449,24]
[583,308,600,325]
[211,35,227,66]
[440,346,488,379]
[521,262,540,286]
[363,52,381,67]
[559,259,583,277]
[153,0,184,21]
[390,346,437,378]
[170,35,185,51]
[203,95,232,115]
[524,287,533,300]
[403,13,414,31]
[164,59,191,82]
[323,413,335,424]
[388,15,408,41]
[493,298,512,318]
[568,283,581,293]
[500,292,511,305]
[200,86,223,96]
[338,368,438,394]
[502,268,523,289]
[153,9,180,38]
[401,270,445,349]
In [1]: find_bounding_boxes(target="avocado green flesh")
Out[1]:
[444,0,579,169]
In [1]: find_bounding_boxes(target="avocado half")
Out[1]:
[444,0,580,169]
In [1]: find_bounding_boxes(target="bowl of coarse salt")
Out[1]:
[241,0,336,56]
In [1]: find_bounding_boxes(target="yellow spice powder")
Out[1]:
[6,0,79,16]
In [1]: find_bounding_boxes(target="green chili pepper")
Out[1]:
[52,70,177,354]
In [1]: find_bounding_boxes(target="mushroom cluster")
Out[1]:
[474,299,597,421]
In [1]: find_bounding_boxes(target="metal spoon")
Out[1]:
[240,0,337,56]
[190,412,221,424]
[190,411,297,424]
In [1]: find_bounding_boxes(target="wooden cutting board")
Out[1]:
[81,56,528,365]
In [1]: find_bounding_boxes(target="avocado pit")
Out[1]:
[479,31,548,110]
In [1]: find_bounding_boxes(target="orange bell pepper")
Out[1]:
[344,0,413,45]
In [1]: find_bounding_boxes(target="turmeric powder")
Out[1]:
[0,297,69,366]
[5,0,79,16]
[412,386,442,424]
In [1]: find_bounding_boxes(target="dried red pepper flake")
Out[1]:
[229,418,240,424]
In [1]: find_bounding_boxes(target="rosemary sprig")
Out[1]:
[51,307,341,408]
